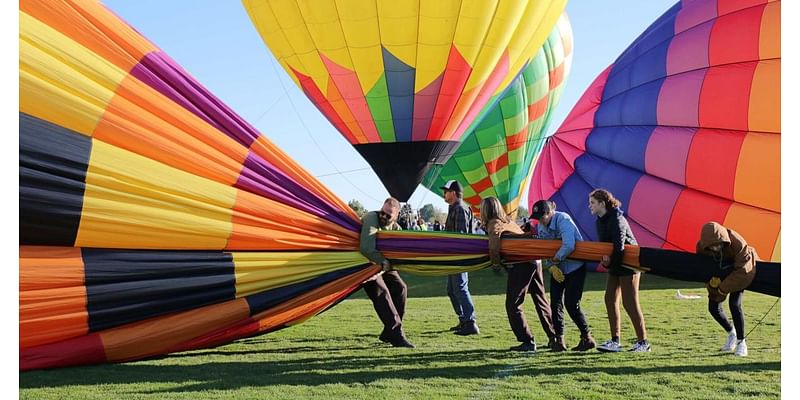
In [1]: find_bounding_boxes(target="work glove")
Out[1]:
[549,266,565,283]
[706,282,727,303]
[709,277,721,288]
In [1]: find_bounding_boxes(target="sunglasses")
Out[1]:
[378,210,392,219]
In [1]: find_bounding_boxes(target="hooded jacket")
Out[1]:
[695,222,758,300]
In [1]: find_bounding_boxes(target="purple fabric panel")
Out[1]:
[628,217,666,249]
[667,20,713,75]
[675,0,717,33]
[645,126,695,185]
[131,51,259,147]
[411,74,444,141]
[657,69,705,126]
[377,237,488,254]
[235,154,360,232]
[628,174,683,240]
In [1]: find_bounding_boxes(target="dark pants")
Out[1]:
[550,264,590,337]
[363,271,407,340]
[505,261,556,343]
[709,290,744,340]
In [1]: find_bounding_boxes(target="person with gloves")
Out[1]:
[531,200,595,352]
[696,221,758,357]
[482,196,556,352]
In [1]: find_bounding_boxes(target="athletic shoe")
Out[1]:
[379,329,391,343]
[454,320,480,336]
[551,336,568,352]
[546,336,557,349]
[629,340,651,352]
[572,334,597,351]
[597,339,622,353]
[721,330,737,352]
[509,341,537,352]
[390,337,416,348]
[449,321,464,331]
[734,339,748,357]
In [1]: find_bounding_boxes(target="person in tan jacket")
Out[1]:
[696,222,758,357]
[482,196,556,352]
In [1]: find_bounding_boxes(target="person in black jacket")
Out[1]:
[588,189,650,352]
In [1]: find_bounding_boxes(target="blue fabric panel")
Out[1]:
[574,153,643,215]
[19,112,91,246]
[596,77,666,128]
[551,172,598,242]
[585,126,655,172]
[382,47,415,142]
[83,249,236,332]
[245,265,369,315]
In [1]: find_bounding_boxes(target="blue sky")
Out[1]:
[104,0,678,212]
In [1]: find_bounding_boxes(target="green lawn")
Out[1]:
[20,270,781,399]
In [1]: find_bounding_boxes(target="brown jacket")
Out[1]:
[695,222,758,301]
[487,218,528,266]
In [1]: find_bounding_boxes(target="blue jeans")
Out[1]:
[447,272,475,322]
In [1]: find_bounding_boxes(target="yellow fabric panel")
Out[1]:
[244,0,331,93]
[451,0,498,65]
[233,251,368,297]
[19,11,124,136]
[295,0,353,70]
[771,230,780,262]
[414,0,462,91]
[461,1,524,90]
[493,0,566,94]
[335,0,384,93]
[383,253,490,276]
[377,0,419,66]
[733,131,780,213]
[76,140,236,249]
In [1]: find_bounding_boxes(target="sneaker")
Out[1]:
[597,339,622,353]
[630,340,651,352]
[551,336,568,352]
[734,339,748,356]
[379,329,391,343]
[572,334,596,351]
[390,337,416,348]
[721,330,737,352]
[509,341,537,352]
[454,320,480,336]
[449,321,465,331]
[546,336,557,349]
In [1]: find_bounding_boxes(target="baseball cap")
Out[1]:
[530,199,554,220]
[439,180,463,193]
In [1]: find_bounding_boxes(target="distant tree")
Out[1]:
[434,210,448,225]
[418,204,437,222]
[348,199,367,218]
[517,205,529,220]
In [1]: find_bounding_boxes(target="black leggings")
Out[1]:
[708,290,744,340]
[550,265,590,337]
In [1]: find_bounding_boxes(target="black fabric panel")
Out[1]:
[20,113,92,245]
[354,140,460,201]
[245,264,368,315]
[83,249,236,332]
[638,247,780,297]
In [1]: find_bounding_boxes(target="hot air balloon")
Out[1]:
[529,0,780,264]
[243,0,568,201]
[424,13,573,215]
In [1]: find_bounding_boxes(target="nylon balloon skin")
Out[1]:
[424,14,573,215]
[529,0,780,262]
[243,0,568,200]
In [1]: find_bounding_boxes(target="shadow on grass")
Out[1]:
[20,346,779,393]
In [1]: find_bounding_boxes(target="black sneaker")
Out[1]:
[546,336,557,349]
[379,329,391,343]
[454,321,479,336]
[509,341,537,352]
[449,321,464,331]
[390,337,416,348]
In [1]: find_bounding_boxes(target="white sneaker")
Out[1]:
[734,339,748,356]
[630,340,651,352]
[721,330,737,352]
[597,339,622,353]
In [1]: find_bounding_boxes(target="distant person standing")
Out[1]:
[441,180,479,336]
[589,189,650,353]
[359,197,415,348]
[433,221,442,231]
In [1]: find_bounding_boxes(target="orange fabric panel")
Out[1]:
[759,2,780,59]
[19,246,88,349]
[734,131,780,212]
[253,265,379,331]
[93,75,247,186]
[20,246,84,291]
[227,189,359,250]
[502,239,642,269]
[723,202,780,261]
[101,298,251,362]
[748,60,780,134]
[20,288,88,349]
[21,0,156,73]
[249,136,359,221]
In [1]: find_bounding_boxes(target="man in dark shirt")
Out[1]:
[440,180,479,336]
[359,197,415,348]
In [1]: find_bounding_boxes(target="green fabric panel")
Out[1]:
[365,74,396,142]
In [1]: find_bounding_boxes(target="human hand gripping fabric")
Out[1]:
[549,264,565,283]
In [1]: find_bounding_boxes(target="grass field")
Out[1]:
[20,270,781,399]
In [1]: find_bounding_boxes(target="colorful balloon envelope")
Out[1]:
[243,0,567,200]
[424,13,573,215]
[529,0,780,261]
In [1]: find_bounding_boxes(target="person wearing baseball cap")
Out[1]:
[440,180,479,336]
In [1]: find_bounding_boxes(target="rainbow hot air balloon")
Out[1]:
[243,0,568,201]
[424,13,573,215]
[529,0,780,262]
